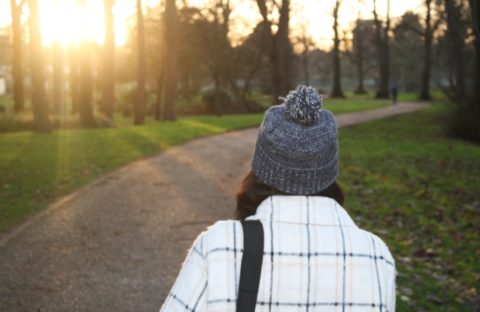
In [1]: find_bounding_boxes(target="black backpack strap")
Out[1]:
[236,220,264,312]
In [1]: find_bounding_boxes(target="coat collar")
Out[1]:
[246,195,358,227]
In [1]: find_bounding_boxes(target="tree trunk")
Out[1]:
[68,45,80,115]
[373,0,390,99]
[302,48,310,85]
[10,0,25,113]
[256,0,291,104]
[279,0,292,95]
[331,0,345,98]
[419,0,433,100]
[76,0,95,127]
[28,0,51,132]
[470,0,480,102]
[134,0,146,125]
[78,40,96,127]
[355,38,366,94]
[102,0,115,119]
[353,19,367,94]
[155,66,164,121]
[445,0,466,101]
[256,0,274,102]
[52,43,65,116]
[162,0,177,121]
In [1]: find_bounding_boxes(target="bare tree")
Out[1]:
[232,21,268,112]
[418,0,443,100]
[102,0,115,119]
[331,0,345,98]
[78,0,96,127]
[134,0,146,125]
[351,19,375,94]
[28,0,51,131]
[162,0,178,120]
[10,0,26,113]
[52,42,65,116]
[372,0,391,98]
[68,45,80,115]
[256,0,293,103]
[295,23,315,85]
[444,0,466,101]
[419,0,434,100]
[470,0,479,101]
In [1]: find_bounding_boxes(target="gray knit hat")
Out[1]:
[251,85,338,195]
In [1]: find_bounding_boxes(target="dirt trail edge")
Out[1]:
[0,102,428,312]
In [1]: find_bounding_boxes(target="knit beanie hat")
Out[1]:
[251,85,339,195]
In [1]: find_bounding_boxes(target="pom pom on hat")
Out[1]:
[281,85,323,125]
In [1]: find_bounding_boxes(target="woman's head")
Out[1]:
[237,85,341,219]
[251,85,339,195]
[236,170,344,220]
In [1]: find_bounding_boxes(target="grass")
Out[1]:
[338,103,480,311]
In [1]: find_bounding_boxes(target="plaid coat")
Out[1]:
[160,195,396,311]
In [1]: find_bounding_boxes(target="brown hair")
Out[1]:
[235,170,345,220]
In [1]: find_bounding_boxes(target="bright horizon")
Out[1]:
[0,0,423,49]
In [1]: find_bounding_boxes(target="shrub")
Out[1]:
[446,97,480,143]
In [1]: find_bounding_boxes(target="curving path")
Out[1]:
[0,102,428,311]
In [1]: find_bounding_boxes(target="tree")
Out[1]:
[444,0,479,142]
[10,0,26,113]
[372,0,391,98]
[256,0,293,103]
[351,19,376,94]
[295,25,315,85]
[392,12,423,92]
[68,45,80,115]
[331,0,345,98]
[402,1,441,99]
[52,42,65,116]
[28,0,51,131]
[161,0,178,120]
[78,0,96,127]
[184,2,231,111]
[102,0,115,119]
[231,21,269,112]
[420,0,434,100]
[469,0,479,102]
[444,0,466,101]
[134,0,146,125]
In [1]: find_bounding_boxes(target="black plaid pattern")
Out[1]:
[160,195,396,311]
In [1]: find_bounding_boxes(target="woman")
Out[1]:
[160,85,396,311]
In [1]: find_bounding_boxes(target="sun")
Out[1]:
[38,0,134,47]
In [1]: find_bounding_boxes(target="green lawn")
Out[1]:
[338,104,479,311]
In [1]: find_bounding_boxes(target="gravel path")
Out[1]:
[0,102,428,312]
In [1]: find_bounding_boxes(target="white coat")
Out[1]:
[160,195,396,311]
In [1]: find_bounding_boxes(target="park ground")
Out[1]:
[0,92,400,232]
[0,93,479,310]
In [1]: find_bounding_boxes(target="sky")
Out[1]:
[0,0,424,49]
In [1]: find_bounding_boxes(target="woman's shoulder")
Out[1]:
[205,219,241,243]
[356,228,396,268]
[191,219,242,254]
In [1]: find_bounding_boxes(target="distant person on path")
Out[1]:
[160,85,396,312]
[391,82,399,105]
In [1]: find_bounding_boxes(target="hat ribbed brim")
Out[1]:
[252,138,339,195]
